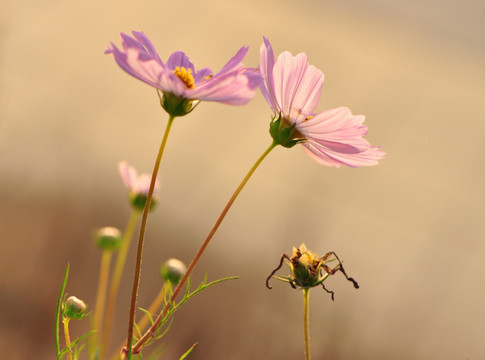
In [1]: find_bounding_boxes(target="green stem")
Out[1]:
[125,115,176,359]
[91,250,112,358]
[130,141,277,355]
[99,210,140,360]
[64,318,72,360]
[303,288,311,360]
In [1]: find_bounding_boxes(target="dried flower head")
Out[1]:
[266,243,359,300]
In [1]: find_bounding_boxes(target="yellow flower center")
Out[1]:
[173,66,196,89]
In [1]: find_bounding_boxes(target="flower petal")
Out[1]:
[259,37,279,112]
[132,31,164,65]
[191,69,261,105]
[298,107,385,167]
[124,47,166,88]
[118,161,137,191]
[273,51,324,122]
[215,45,249,76]
[165,51,195,73]
[194,67,213,83]
[120,32,147,53]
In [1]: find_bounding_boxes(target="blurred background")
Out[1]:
[1,0,484,359]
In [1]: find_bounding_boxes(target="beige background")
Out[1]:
[1,0,484,359]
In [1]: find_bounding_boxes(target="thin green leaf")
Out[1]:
[178,342,198,360]
[134,322,142,339]
[59,330,96,358]
[56,263,70,359]
[138,307,155,326]
[273,275,292,283]
[160,276,238,330]
[153,317,173,341]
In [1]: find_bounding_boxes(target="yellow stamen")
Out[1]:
[173,66,196,89]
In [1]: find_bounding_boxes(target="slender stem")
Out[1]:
[109,282,171,360]
[63,318,72,360]
[91,250,112,357]
[130,141,277,355]
[125,115,176,359]
[99,210,140,360]
[303,288,311,360]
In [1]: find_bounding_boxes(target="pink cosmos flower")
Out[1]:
[119,161,160,210]
[106,31,261,109]
[259,37,384,167]
[119,161,159,196]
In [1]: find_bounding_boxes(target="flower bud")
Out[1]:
[94,227,122,251]
[129,194,158,212]
[160,258,187,285]
[63,296,87,320]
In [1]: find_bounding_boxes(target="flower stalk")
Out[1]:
[303,288,311,360]
[63,318,72,360]
[99,212,140,359]
[128,141,277,355]
[92,250,112,355]
[125,114,176,359]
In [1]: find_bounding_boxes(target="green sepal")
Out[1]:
[269,113,304,148]
[130,194,158,212]
[160,91,199,117]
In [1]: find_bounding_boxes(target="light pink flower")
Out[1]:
[106,31,261,106]
[259,37,384,167]
[118,161,159,197]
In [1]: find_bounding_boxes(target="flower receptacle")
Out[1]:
[130,193,158,212]
[160,92,200,117]
[269,113,304,148]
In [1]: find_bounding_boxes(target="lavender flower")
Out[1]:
[106,31,262,116]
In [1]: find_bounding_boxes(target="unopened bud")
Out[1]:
[130,194,158,212]
[94,227,122,251]
[63,296,87,320]
[160,258,187,285]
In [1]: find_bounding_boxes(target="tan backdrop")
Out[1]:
[1,0,484,359]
